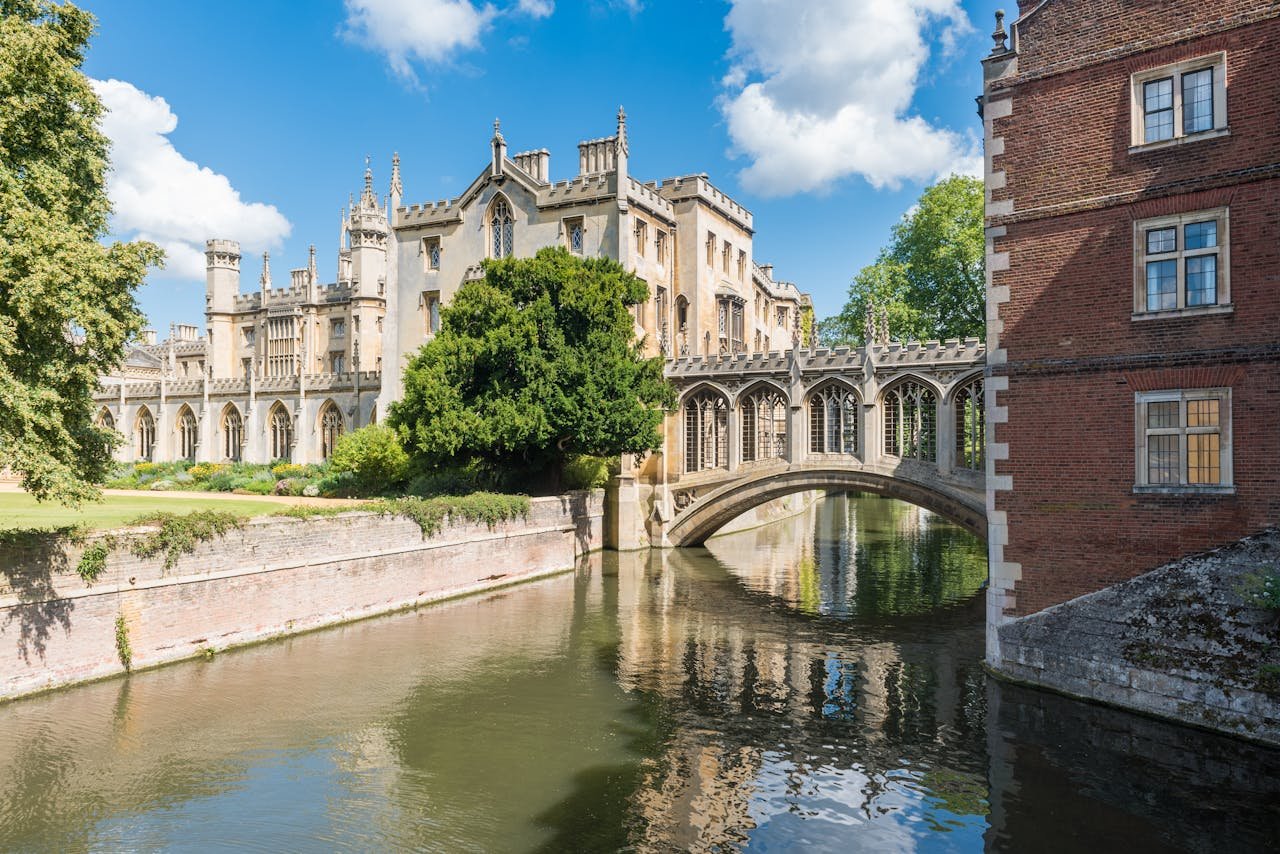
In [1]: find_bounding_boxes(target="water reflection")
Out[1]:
[0,494,1276,852]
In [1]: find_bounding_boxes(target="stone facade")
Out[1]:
[980,1,1280,663]
[94,111,811,467]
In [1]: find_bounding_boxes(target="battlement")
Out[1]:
[626,177,675,218]
[398,198,462,226]
[658,174,753,231]
[666,337,986,379]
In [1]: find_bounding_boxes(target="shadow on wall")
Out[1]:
[0,530,77,664]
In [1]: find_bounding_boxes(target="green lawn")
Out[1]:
[0,492,283,532]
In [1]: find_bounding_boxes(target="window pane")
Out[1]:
[1147,401,1179,429]
[1146,227,1176,255]
[1184,220,1217,250]
[1146,259,1177,310]
[1185,255,1217,306]
[1186,398,1219,427]
[1148,434,1179,483]
[1187,433,1220,484]
[1182,68,1214,134]
[1143,78,1174,142]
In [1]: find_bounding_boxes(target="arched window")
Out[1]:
[269,404,293,461]
[135,407,155,461]
[684,389,728,473]
[177,406,198,462]
[741,385,787,463]
[953,376,985,471]
[489,197,514,259]
[319,402,344,460]
[809,383,859,455]
[96,408,115,432]
[222,405,243,462]
[883,379,938,462]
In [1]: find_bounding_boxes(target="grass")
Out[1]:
[0,493,283,532]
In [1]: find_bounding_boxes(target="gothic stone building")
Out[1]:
[95,110,810,466]
[981,1,1280,646]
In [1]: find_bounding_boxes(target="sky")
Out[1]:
[79,0,993,335]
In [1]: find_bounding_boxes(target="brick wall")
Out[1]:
[0,493,603,702]
[984,2,1280,619]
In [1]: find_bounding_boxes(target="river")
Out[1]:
[0,493,1277,852]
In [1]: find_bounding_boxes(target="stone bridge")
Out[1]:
[644,339,988,548]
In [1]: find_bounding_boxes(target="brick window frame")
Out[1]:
[1134,388,1233,494]
[1132,207,1230,321]
[1129,53,1228,152]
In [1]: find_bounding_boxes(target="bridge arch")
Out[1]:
[666,465,986,547]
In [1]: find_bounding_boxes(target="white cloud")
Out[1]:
[342,0,497,80]
[517,0,554,17]
[91,79,291,279]
[720,0,981,195]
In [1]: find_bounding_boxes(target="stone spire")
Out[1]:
[259,252,271,290]
[307,244,317,285]
[358,157,378,211]
[991,9,1008,55]
[616,106,628,155]
[390,152,403,198]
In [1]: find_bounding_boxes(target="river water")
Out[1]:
[1,493,1277,852]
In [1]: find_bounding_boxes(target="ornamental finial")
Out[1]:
[991,10,1008,54]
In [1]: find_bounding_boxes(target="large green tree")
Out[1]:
[389,247,674,492]
[1,0,161,503]
[822,175,983,347]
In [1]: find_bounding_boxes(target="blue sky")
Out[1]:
[80,0,993,335]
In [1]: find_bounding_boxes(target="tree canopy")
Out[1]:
[388,247,674,491]
[820,175,983,347]
[1,0,161,503]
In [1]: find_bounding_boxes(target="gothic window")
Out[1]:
[424,290,441,335]
[489,197,514,259]
[741,385,787,463]
[319,402,344,461]
[953,376,985,471]
[330,318,346,338]
[424,237,441,270]
[135,407,155,461]
[266,316,297,377]
[564,218,584,255]
[717,297,745,355]
[883,379,937,462]
[222,405,243,462]
[177,406,198,462]
[269,404,293,462]
[330,352,346,373]
[655,286,669,355]
[809,383,859,455]
[684,389,728,473]
[96,408,115,432]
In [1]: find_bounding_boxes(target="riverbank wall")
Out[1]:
[990,529,1280,746]
[0,492,603,703]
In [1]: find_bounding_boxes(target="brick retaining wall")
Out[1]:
[0,492,603,702]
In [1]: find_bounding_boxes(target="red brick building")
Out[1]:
[980,1,1280,656]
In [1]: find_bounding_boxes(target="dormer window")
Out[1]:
[489,197,514,258]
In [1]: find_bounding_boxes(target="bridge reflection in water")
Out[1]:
[0,495,1276,851]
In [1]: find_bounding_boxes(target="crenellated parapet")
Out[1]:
[658,174,753,232]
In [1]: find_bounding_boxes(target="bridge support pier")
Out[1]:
[605,474,647,551]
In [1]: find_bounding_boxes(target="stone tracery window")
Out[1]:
[684,389,728,473]
[222,405,243,462]
[741,385,787,463]
[489,197,514,258]
[177,406,198,462]
[96,407,115,432]
[953,376,985,471]
[319,401,345,461]
[883,379,937,462]
[135,407,155,461]
[269,403,293,462]
[809,383,859,455]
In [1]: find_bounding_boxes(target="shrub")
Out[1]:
[149,479,176,491]
[314,471,358,498]
[272,463,307,480]
[562,455,615,491]
[379,493,530,539]
[188,463,227,482]
[134,462,160,475]
[77,542,109,583]
[205,472,237,492]
[329,425,410,491]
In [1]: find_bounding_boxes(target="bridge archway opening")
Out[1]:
[667,467,986,548]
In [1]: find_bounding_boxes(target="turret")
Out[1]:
[348,160,388,299]
[205,239,240,313]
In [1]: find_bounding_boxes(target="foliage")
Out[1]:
[327,425,410,492]
[126,509,245,570]
[405,461,497,498]
[270,462,309,480]
[0,1,163,504]
[561,455,615,491]
[379,493,530,539]
[389,247,674,493]
[187,462,226,482]
[1242,567,1280,611]
[821,175,984,346]
[114,613,132,670]
[76,540,109,583]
